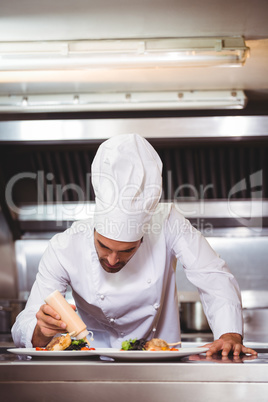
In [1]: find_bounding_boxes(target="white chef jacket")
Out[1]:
[12,203,243,348]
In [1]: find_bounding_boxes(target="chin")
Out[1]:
[100,261,125,273]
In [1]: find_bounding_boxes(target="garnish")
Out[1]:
[121,338,137,350]
[121,338,147,351]
[65,339,89,350]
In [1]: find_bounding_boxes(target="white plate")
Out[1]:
[7,348,99,357]
[7,347,209,360]
[95,347,209,360]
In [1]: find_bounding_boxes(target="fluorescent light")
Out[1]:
[0,37,249,71]
[0,90,247,112]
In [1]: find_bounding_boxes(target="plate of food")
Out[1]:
[95,347,209,361]
[8,336,208,360]
[96,338,209,360]
[8,334,99,357]
[7,348,99,357]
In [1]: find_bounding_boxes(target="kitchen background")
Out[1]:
[0,0,268,343]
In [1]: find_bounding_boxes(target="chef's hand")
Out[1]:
[189,352,258,363]
[203,333,258,357]
[32,303,76,347]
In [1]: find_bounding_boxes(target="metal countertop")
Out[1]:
[1,344,268,402]
[1,345,268,381]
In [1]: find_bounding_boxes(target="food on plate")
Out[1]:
[35,335,95,352]
[121,338,179,351]
[46,333,72,351]
[65,339,93,351]
[121,338,147,351]
[145,338,169,351]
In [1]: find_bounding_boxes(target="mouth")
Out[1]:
[106,262,121,269]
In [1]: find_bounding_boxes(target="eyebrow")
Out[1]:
[97,240,136,253]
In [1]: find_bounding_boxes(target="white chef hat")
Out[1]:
[92,134,162,241]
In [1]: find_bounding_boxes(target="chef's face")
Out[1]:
[94,230,142,273]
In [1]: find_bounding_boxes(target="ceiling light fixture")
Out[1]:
[0,37,249,71]
[0,90,247,112]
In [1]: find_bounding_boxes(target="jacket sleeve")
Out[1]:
[11,238,70,347]
[165,205,243,340]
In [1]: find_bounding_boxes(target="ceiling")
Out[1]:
[1,0,267,41]
[0,0,268,106]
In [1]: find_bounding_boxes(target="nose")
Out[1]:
[107,252,120,266]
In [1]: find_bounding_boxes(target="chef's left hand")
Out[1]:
[203,333,258,356]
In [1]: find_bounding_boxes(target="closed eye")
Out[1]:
[97,240,135,253]
[98,240,111,250]
[119,247,136,253]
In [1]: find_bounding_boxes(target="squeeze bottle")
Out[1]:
[45,290,89,340]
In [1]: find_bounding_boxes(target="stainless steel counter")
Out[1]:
[1,343,268,402]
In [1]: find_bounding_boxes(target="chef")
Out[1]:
[12,134,256,356]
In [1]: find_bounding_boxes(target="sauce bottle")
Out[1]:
[45,290,90,340]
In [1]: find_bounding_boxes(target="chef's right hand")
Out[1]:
[32,303,76,347]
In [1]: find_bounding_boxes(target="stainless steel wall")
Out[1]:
[176,235,268,293]
[0,208,17,299]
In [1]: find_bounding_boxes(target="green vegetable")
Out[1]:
[71,339,86,346]
[121,338,137,350]
[65,338,88,351]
